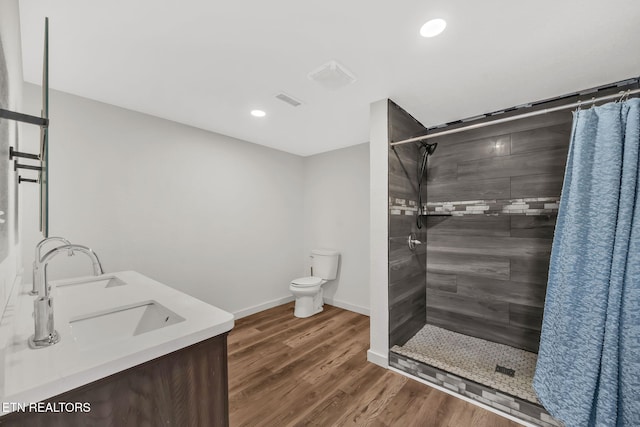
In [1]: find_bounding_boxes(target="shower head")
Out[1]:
[416,141,437,230]
[421,142,438,155]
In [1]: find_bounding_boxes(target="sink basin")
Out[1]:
[56,275,127,293]
[68,301,185,348]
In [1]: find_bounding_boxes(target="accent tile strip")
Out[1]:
[389,197,561,216]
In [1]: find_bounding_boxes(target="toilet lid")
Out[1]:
[291,276,323,287]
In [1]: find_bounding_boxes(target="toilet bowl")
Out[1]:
[290,250,339,318]
[289,277,327,318]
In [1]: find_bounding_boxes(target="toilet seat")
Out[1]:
[291,276,323,287]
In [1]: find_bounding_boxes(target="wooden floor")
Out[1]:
[228,303,519,427]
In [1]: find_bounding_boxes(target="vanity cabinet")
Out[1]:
[0,334,229,426]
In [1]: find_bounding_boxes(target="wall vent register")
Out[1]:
[275,92,303,107]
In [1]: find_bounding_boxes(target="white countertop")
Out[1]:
[0,271,234,414]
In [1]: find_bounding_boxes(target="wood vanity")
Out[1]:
[0,334,229,426]
[0,271,234,427]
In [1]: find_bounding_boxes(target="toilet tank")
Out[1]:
[311,249,340,280]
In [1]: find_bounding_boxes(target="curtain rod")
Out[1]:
[389,88,640,147]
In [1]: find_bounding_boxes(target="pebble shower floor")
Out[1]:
[391,324,539,403]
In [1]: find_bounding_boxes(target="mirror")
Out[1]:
[39,17,49,237]
[0,18,49,238]
[0,33,8,262]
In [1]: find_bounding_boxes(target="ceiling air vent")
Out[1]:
[275,92,303,107]
[308,60,356,90]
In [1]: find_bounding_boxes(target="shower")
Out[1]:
[417,142,437,229]
[385,82,640,427]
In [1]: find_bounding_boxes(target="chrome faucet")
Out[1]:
[30,237,72,295]
[29,244,104,349]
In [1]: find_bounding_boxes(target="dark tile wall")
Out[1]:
[424,110,573,352]
[388,100,428,347]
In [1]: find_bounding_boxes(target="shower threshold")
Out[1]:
[391,324,539,404]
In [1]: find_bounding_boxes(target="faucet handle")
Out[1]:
[408,233,423,250]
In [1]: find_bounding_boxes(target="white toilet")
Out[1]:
[290,249,340,318]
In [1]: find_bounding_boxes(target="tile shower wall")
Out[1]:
[388,100,428,346]
[423,109,573,352]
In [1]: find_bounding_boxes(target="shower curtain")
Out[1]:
[534,98,640,427]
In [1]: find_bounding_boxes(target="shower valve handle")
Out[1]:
[408,233,422,250]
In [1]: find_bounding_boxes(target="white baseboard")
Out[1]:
[233,296,370,320]
[367,349,389,367]
[324,298,370,316]
[233,295,294,319]
[389,367,535,427]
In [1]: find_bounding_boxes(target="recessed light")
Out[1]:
[420,18,447,38]
[251,109,266,117]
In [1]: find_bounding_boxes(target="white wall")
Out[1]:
[368,99,389,367]
[302,143,369,315]
[21,84,305,316]
[0,0,23,316]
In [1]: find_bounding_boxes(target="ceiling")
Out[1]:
[18,1,640,156]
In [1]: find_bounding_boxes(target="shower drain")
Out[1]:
[495,365,516,377]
